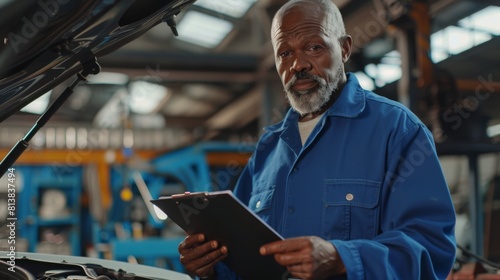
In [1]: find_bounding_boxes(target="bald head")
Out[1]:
[271,0,346,40]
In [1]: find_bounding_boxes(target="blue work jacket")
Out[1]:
[215,73,456,279]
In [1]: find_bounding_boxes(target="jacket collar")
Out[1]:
[265,73,366,133]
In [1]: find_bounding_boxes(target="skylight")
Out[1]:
[431,6,499,63]
[487,124,500,137]
[21,91,51,114]
[176,11,233,48]
[363,50,402,88]
[194,0,257,18]
[354,71,375,91]
[128,81,168,114]
[431,26,491,63]
[458,6,500,35]
[87,72,128,85]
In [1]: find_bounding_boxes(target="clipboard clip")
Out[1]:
[171,191,192,198]
[170,191,210,205]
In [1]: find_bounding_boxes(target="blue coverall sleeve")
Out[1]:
[331,124,456,279]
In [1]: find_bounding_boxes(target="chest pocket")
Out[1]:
[322,179,381,240]
[249,187,275,224]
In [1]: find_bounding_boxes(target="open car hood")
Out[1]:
[0,0,195,123]
[1,252,192,280]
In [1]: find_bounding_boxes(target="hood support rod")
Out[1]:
[0,51,101,177]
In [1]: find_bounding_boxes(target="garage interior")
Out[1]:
[0,0,500,279]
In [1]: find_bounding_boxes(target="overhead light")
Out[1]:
[430,50,448,64]
[380,50,401,65]
[375,64,402,86]
[87,72,129,85]
[487,124,500,138]
[440,26,489,55]
[176,11,233,48]
[21,91,51,114]
[459,6,500,36]
[128,81,168,114]
[363,51,402,88]
[194,0,257,18]
[431,6,498,63]
[431,26,491,63]
[364,63,378,78]
[93,89,127,128]
[354,72,375,91]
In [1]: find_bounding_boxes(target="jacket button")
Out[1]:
[346,193,354,201]
[256,201,261,208]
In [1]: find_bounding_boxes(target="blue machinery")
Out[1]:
[99,141,255,272]
[11,142,254,272]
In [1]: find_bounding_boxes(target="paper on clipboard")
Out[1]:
[150,190,288,280]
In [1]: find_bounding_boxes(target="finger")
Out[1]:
[193,246,229,276]
[289,272,313,280]
[274,251,312,266]
[260,240,286,255]
[260,238,309,255]
[185,246,228,274]
[181,240,219,264]
[286,264,313,280]
[179,234,205,251]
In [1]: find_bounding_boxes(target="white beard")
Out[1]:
[284,64,343,115]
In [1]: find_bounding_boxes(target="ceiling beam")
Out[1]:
[204,84,262,131]
[102,67,257,83]
[100,50,259,72]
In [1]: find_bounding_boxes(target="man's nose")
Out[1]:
[290,53,311,73]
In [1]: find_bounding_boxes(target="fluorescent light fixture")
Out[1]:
[431,26,491,62]
[487,124,500,137]
[128,81,168,114]
[431,6,498,63]
[431,50,448,63]
[354,71,375,91]
[93,89,127,128]
[176,11,233,48]
[380,50,401,65]
[87,72,129,85]
[194,0,257,18]
[449,26,488,55]
[363,51,402,88]
[376,64,402,86]
[459,6,500,36]
[439,26,472,55]
[21,91,51,114]
[364,63,378,78]
[430,30,447,62]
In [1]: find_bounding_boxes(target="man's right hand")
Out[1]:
[178,234,228,279]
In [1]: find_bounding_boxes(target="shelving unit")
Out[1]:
[16,165,83,256]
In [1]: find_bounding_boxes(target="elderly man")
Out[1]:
[178,0,456,279]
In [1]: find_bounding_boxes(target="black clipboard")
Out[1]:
[151,190,287,280]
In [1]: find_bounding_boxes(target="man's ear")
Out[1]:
[341,35,353,63]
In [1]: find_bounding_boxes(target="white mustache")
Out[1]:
[285,73,325,95]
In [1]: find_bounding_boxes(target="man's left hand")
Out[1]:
[260,236,346,280]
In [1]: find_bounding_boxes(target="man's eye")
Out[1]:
[308,45,323,51]
[279,51,290,58]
